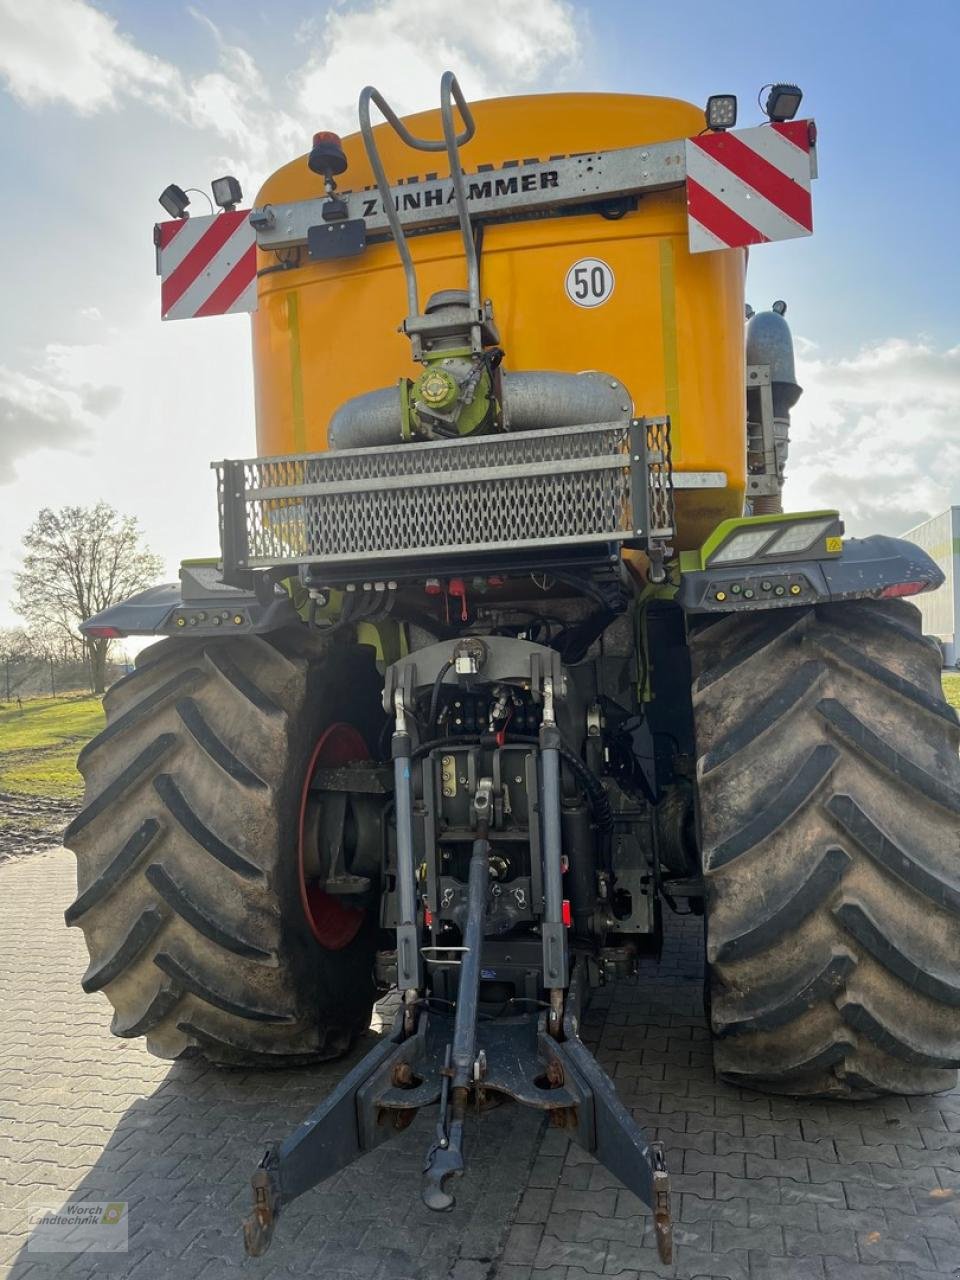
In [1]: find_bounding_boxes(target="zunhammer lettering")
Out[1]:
[360,170,560,220]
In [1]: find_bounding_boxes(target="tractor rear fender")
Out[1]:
[678,526,943,615]
[79,561,299,640]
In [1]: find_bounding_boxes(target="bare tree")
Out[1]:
[0,627,32,702]
[14,504,163,695]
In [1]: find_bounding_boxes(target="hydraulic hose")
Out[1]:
[427,659,454,734]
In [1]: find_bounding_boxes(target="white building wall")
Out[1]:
[901,507,960,665]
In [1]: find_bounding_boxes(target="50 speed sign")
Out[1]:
[565,257,615,308]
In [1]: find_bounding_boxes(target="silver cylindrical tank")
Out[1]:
[328,370,632,450]
[745,302,803,514]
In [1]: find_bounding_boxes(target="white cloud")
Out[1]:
[786,338,960,535]
[0,0,582,179]
[0,349,120,484]
[180,10,303,180]
[0,0,176,115]
[2,312,253,614]
[0,0,300,179]
[294,0,582,132]
[0,0,587,631]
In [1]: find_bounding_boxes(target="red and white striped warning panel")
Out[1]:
[155,210,257,321]
[685,120,814,254]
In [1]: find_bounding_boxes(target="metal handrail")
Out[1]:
[358,73,479,322]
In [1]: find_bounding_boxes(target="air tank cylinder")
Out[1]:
[745,302,802,514]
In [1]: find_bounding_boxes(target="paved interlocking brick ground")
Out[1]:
[1,850,958,1280]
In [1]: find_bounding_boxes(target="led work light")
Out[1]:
[211,175,243,211]
[705,95,737,131]
[158,184,190,220]
[763,83,803,122]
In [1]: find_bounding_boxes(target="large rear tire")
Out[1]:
[690,600,960,1097]
[64,629,385,1066]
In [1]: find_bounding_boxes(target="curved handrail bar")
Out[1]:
[438,72,481,315]
[358,74,478,321]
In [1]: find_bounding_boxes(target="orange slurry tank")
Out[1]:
[253,92,747,551]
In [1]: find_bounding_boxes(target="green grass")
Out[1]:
[0,675,957,803]
[0,694,104,798]
[943,672,960,711]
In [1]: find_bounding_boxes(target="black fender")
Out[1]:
[678,534,943,614]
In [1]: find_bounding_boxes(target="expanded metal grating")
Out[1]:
[216,419,671,572]
[646,417,675,539]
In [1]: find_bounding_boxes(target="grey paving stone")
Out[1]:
[450,1262,491,1280]
[776,1136,839,1163]
[678,1194,748,1227]
[744,1115,804,1139]
[822,1263,906,1280]
[784,1226,860,1261]
[546,1186,611,1223]
[542,1210,585,1243]
[534,1237,607,1272]
[748,1255,825,1280]
[515,1189,554,1224]
[889,1202,960,1242]
[712,1220,784,1255]
[502,1223,543,1266]
[715,1132,775,1159]
[715,1174,780,1205]
[669,1245,749,1280]
[4,852,959,1280]
[778,1178,846,1208]
[748,1200,818,1229]
[746,1153,809,1182]
[682,1150,745,1177]
[857,1230,936,1268]
[836,1140,902,1168]
[845,1180,925,1213]
[927,1235,960,1272]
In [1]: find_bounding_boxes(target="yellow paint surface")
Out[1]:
[253,92,747,549]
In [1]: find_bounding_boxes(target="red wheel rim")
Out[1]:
[298,723,370,950]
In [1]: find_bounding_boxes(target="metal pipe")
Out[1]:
[328,369,631,450]
[422,833,489,1209]
[358,75,476,323]
[541,747,564,931]
[391,692,422,999]
[539,723,569,1022]
[451,838,489,1090]
[438,71,481,321]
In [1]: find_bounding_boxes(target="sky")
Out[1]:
[0,0,958,628]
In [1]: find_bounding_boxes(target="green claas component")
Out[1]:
[400,345,501,440]
[67,69,960,1265]
[679,509,844,572]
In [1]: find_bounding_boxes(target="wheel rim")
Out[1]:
[298,723,369,950]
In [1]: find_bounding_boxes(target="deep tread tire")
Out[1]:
[690,600,960,1098]
[64,629,385,1066]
